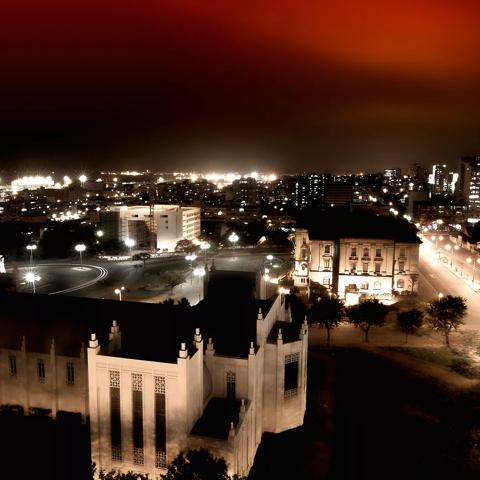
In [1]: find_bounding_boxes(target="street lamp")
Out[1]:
[25,271,41,294]
[75,243,86,265]
[114,286,125,301]
[79,174,87,185]
[96,230,104,238]
[228,232,239,247]
[185,253,197,283]
[466,257,480,284]
[438,292,444,299]
[266,254,274,261]
[193,266,206,302]
[125,238,135,257]
[26,244,37,267]
[200,242,210,264]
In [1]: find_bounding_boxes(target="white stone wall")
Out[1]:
[0,343,87,418]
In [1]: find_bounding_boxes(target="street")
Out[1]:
[418,237,480,328]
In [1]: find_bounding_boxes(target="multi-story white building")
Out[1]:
[100,205,201,251]
[294,212,420,303]
[0,272,308,479]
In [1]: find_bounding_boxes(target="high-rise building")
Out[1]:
[457,155,480,212]
[429,164,457,196]
[100,205,201,251]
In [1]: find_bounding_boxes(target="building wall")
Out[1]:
[0,341,87,418]
[294,231,420,301]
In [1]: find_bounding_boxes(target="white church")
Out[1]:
[0,270,308,478]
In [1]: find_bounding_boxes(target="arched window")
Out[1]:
[397,279,405,289]
[300,239,309,261]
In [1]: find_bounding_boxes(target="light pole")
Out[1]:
[228,232,239,248]
[193,266,206,302]
[200,242,210,265]
[75,243,86,265]
[125,238,135,257]
[114,286,125,301]
[466,256,480,284]
[185,253,197,283]
[25,271,41,294]
[26,244,37,267]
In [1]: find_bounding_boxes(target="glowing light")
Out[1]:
[79,174,87,183]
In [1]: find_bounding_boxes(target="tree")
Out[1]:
[426,295,467,347]
[161,449,243,480]
[309,296,345,346]
[346,299,389,343]
[397,309,423,343]
[175,239,194,252]
[161,271,187,294]
[409,274,419,294]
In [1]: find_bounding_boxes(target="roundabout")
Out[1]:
[15,263,109,295]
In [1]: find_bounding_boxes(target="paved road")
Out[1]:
[418,241,480,329]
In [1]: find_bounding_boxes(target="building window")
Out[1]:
[398,261,405,272]
[363,263,369,273]
[363,247,370,258]
[361,281,369,290]
[397,279,405,289]
[226,371,236,399]
[37,359,45,382]
[323,277,330,286]
[8,355,17,377]
[350,247,357,257]
[374,281,381,290]
[284,353,299,398]
[324,245,331,254]
[132,374,144,465]
[66,362,75,385]
[155,376,167,469]
[324,259,330,269]
[110,370,122,462]
[399,247,406,258]
[375,248,382,258]
[350,262,356,273]
[375,262,381,274]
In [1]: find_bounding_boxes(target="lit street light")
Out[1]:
[200,242,210,264]
[438,292,444,299]
[26,244,37,267]
[79,174,87,185]
[25,271,41,294]
[185,253,197,283]
[125,238,135,257]
[114,286,125,301]
[266,254,274,261]
[75,243,86,265]
[193,266,206,301]
[466,256,480,285]
[228,232,239,247]
[96,230,104,238]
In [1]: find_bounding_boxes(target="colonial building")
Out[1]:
[0,271,308,478]
[294,210,421,303]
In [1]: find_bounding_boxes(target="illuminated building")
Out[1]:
[457,155,480,214]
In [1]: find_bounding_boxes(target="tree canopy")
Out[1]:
[397,309,423,343]
[161,449,243,480]
[346,299,389,342]
[309,296,345,345]
[427,295,467,347]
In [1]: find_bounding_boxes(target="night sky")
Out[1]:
[2,0,480,174]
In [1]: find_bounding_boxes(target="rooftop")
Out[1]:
[190,398,241,440]
[267,321,301,344]
[297,208,421,243]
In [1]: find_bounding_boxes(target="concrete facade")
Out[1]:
[87,294,308,479]
[100,205,201,251]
